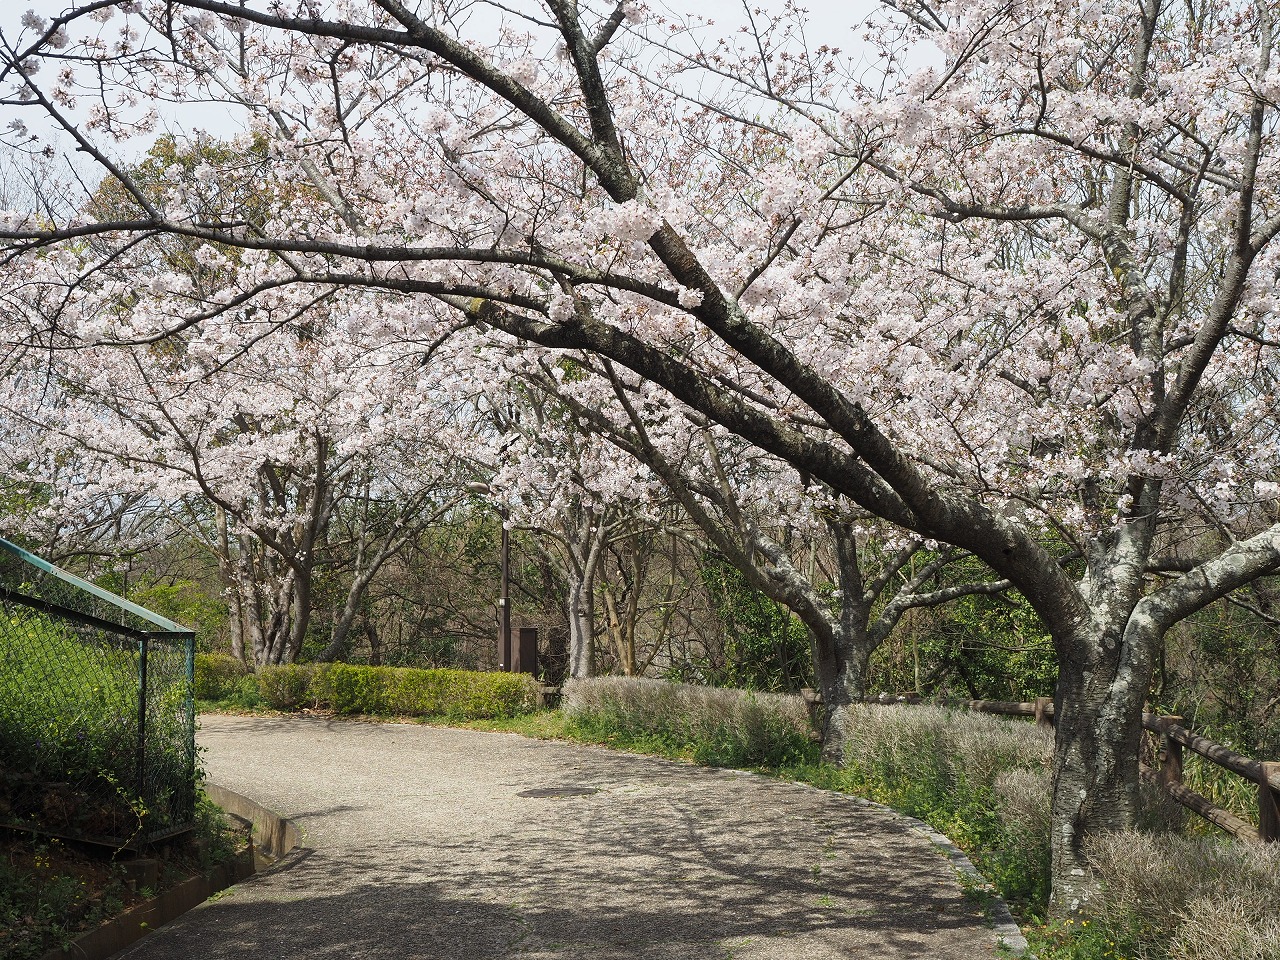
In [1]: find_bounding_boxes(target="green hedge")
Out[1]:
[251,663,539,720]
[194,653,249,701]
[256,664,315,711]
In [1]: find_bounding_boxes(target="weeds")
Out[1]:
[0,791,239,960]
[562,676,815,767]
[1082,831,1280,960]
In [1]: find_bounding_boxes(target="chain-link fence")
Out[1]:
[0,538,197,846]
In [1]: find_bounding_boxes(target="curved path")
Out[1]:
[119,715,1009,960]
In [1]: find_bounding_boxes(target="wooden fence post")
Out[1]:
[1033,697,1053,729]
[1158,716,1184,787]
[801,688,823,730]
[1258,761,1280,843]
[537,685,561,710]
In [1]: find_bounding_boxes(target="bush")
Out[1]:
[382,668,537,719]
[257,664,318,711]
[562,676,814,767]
[315,663,387,714]
[1085,830,1280,960]
[194,653,248,701]
[255,662,538,719]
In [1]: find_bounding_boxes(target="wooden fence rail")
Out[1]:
[860,692,1280,844]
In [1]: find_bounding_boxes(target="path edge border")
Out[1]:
[38,785,299,960]
[891,808,1030,955]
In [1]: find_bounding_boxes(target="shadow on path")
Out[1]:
[119,716,1003,960]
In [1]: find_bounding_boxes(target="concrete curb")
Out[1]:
[37,785,299,960]
[202,783,301,861]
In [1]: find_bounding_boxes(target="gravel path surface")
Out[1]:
[117,714,1010,959]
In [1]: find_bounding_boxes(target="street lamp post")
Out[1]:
[468,482,511,672]
[498,505,510,672]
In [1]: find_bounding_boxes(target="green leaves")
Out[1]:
[252,662,540,719]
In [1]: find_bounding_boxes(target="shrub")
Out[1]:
[255,663,538,719]
[382,668,537,719]
[316,663,387,714]
[1085,830,1280,960]
[257,664,318,711]
[128,579,227,653]
[836,704,1053,911]
[193,653,248,701]
[562,676,814,767]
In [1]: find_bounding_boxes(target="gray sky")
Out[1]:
[0,1,881,172]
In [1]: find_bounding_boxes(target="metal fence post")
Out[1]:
[136,635,149,804]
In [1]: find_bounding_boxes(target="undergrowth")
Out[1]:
[561,676,814,767]
[0,791,241,960]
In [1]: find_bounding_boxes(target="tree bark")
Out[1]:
[1049,616,1157,912]
[567,576,596,679]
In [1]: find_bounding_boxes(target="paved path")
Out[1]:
[118,715,1010,960]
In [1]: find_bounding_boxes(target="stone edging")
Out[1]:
[39,785,299,960]
[891,810,1030,955]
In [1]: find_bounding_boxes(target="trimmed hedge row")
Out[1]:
[196,656,539,720]
[194,653,250,701]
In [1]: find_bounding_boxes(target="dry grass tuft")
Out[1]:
[1086,830,1280,959]
[1168,895,1280,960]
[839,703,1053,796]
[562,676,812,766]
[993,767,1052,839]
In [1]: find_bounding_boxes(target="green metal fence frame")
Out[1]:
[0,538,198,844]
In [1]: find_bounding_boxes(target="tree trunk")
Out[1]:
[1048,612,1159,913]
[564,508,609,679]
[601,588,637,675]
[366,618,382,666]
[811,624,872,762]
[567,578,596,679]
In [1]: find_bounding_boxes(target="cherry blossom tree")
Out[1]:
[522,359,1014,754]
[469,381,676,679]
[2,0,1280,908]
[0,289,474,666]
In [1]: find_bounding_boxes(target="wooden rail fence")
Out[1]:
[858,692,1280,844]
